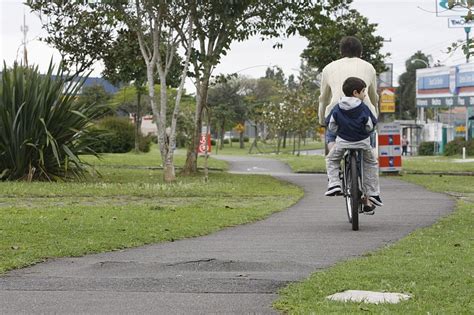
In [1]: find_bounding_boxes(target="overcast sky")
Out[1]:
[0,0,470,92]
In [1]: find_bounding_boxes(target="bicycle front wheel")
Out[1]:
[350,154,360,231]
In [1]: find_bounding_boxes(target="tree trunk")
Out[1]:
[283,130,287,148]
[182,76,209,175]
[134,90,142,153]
[219,122,225,150]
[277,131,282,154]
[292,133,296,155]
[239,131,244,149]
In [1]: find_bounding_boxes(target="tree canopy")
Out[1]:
[301,9,388,74]
[396,51,431,120]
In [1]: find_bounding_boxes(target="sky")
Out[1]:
[0,0,471,92]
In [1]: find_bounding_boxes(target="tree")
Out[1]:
[28,0,194,183]
[102,29,183,152]
[240,74,286,153]
[27,0,118,77]
[178,1,350,174]
[396,51,430,120]
[75,84,112,118]
[301,9,388,74]
[444,1,474,59]
[207,76,244,150]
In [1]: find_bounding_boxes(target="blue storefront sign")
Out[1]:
[416,64,474,108]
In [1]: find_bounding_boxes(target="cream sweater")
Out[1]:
[318,57,379,125]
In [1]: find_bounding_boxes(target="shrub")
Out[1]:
[244,136,249,142]
[444,137,474,156]
[231,137,240,143]
[89,117,134,153]
[138,134,153,153]
[210,139,217,146]
[0,62,104,181]
[418,141,436,156]
[444,137,467,156]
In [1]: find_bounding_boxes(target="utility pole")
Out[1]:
[20,9,29,66]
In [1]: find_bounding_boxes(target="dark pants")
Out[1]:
[402,146,408,156]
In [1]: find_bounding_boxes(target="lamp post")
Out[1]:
[411,59,429,68]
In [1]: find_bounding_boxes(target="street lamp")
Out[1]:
[411,59,429,67]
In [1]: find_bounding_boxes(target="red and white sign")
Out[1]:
[378,123,401,172]
[197,134,212,155]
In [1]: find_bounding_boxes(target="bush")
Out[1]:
[89,117,134,153]
[89,117,153,153]
[0,62,104,181]
[210,139,217,146]
[231,136,250,142]
[444,137,474,156]
[138,135,153,153]
[418,141,436,156]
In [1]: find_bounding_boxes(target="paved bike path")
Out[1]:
[0,156,454,314]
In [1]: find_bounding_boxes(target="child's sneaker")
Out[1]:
[369,195,384,207]
[363,204,376,215]
[325,185,342,196]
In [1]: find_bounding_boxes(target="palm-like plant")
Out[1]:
[0,62,103,181]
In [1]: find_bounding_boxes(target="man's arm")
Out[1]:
[368,68,379,116]
[318,69,331,126]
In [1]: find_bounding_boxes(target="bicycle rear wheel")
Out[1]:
[350,154,360,231]
[343,157,353,224]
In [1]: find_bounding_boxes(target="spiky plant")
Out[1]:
[0,62,103,181]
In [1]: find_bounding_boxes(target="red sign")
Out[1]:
[197,134,211,154]
[378,123,401,172]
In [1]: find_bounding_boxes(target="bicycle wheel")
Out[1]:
[350,154,360,231]
[343,156,352,223]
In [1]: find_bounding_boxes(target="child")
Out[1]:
[324,77,383,214]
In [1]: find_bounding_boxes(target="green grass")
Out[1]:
[81,147,228,170]
[256,153,474,174]
[0,159,303,273]
[213,139,324,156]
[274,175,474,314]
[402,156,474,174]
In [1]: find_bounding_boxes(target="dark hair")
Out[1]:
[340,36,363,58]
[343,77,367,97]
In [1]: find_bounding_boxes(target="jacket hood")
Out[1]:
[338,96,362,111]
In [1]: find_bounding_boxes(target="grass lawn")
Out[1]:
[212,139,324,156]
[81,147,228,170]
[0,153,303,274]
[402,155,474,174]
[274,174,474,313]
[258,153,474,174]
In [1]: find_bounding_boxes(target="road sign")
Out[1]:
[380,88,396,113]
[378,123,401,173]
[448,17,474,28]
[436,0,470,17]
[197,134,212,155]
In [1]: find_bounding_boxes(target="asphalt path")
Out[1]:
[0,156,454,314]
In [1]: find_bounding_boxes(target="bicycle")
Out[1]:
[341,148,365,231]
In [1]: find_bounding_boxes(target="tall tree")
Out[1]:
[396,51,431,120]
[301,9,388,73]
[27,0,118,77]
[102,29,183,152]
[28,0,194,183]
[176,0,350,174]
[207,77,245,150]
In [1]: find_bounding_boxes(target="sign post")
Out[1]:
[378,123,402,173]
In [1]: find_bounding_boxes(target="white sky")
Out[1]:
[0,0,470,91]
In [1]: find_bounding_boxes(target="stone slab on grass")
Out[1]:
[327,290,411,304]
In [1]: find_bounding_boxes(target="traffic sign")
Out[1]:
[448,17,474,28]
